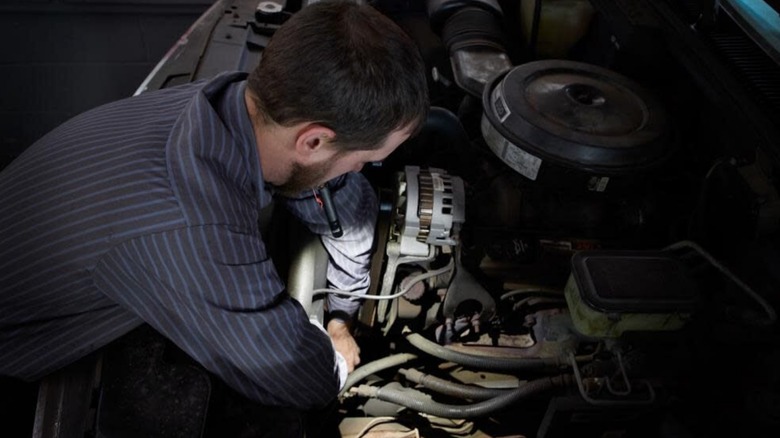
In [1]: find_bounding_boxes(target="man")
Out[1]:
[0,0,428,411]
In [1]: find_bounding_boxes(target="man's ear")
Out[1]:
[294,123,336,161]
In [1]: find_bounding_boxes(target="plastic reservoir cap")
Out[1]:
[571,250,698,314]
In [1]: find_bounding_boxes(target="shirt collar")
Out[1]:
[207,73,273,207]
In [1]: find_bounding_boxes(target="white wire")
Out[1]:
[312,258,455,301]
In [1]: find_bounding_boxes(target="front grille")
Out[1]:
[709,32,780,120]
[660,0,780,127]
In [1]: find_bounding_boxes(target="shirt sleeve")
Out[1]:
[93,224,340,409]
[278,172,378,318]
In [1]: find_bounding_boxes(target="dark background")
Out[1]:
[0,3,212,434]
[0,0,215,169]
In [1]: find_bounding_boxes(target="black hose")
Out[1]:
[441,7,507,52]
[417,106,477,179]
[405,331,565,372]
[339,353,418,397]
[364,375,570,419]
[424,107,471,148]
[399,368,508,400]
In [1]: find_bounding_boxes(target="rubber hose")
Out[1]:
[405,332,564,371]
[374,375,569,419]
[339,353,418,397]
[441,7,506,52]
[400,368,508,400]
[419,107,476,180]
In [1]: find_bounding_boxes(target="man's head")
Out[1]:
[270,126,410,196]
[247,0,429,152]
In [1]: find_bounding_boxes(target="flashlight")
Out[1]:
[316,185,343,238]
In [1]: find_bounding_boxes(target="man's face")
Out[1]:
[275,126,411,196]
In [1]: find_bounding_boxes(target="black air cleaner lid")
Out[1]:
[571,250,698,314]
[482,60,672,174]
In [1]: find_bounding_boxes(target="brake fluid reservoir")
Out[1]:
[564,250,699,338]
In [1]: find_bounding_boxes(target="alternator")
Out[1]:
[397,166,465,256]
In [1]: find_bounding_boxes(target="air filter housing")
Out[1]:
[481,60,672,192]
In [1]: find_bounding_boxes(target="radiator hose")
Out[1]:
[404,329,566,372]
[339,353,418,397]
[399,368,508,400]
[353,374,572,419]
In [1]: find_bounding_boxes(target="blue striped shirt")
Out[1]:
[0,72,376,408]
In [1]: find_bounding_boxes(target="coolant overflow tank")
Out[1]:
[564,250,698,338]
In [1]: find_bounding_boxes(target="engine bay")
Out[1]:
[23,0,780,437]
[307,0,780,436]
[318,2,776,437]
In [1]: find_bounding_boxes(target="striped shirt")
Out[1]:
[0,72,376,408]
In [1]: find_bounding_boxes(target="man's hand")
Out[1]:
[327,319,360,372]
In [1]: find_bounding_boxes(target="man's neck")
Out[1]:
[243,91,292,186]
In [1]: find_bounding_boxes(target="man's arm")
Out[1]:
[279,172,378,371]
[94,225,340,409]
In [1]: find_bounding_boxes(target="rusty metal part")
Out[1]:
[399,271,427,301]
[448,368,521,390]
[397,298,423,319]
[360,189,395,327]
[441,252,496,323]
[448,309,578,360]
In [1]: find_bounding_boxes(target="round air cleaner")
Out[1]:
[481,60,671,191]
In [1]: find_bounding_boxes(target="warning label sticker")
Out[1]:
[503,142,542,181]
[481,115,543,181]
[492,85,511,123]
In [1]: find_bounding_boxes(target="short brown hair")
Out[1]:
[247,0,428,150]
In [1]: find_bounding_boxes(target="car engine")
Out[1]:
[26,0,780,437]
[312,1,780,436]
